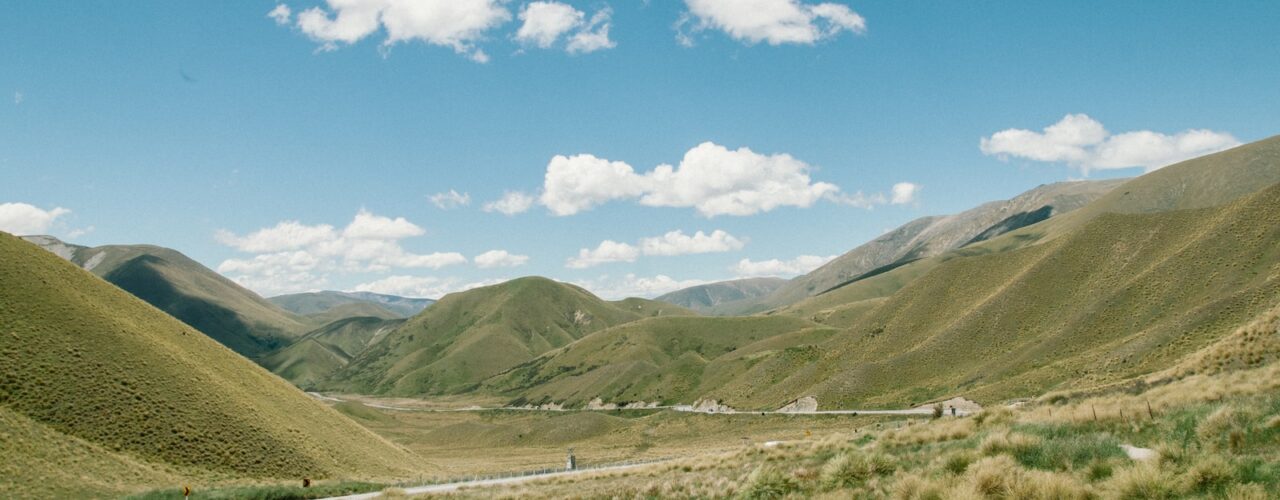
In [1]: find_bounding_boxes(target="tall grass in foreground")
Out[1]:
[453,363,1280,499]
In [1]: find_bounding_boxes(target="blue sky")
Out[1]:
[2,1,1277,299]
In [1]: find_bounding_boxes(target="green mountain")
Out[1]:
[21,236,309,357]
[270,290,436,319]
[322,277,694,396]
[727,179,1124,315]
[0,233,419,497]
[261,316,405,388]
[486,136,1280,411]
[655,277,787,315]
[485,315,838,407]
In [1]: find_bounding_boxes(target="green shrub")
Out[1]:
[1183,454,1235,493]
[1106,463,1178,500]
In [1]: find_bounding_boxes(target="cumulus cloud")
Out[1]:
[574,274,710,300]
[890,182,919,205]
[678,0,865,46]
[268,4,291,25]
[538,142,848,217]
[290,0,511,62]
[429,189,471,210]
[354,275,504,299]
[474,249,530,268]
[732,254,836,277]
[13,91,23,105]
[483,190,536,215]
[541,154,650,216]
[565,240,640,269]
[516,2,582,47]
[980,114,1241,173]
[215,209,465,296]
[0,202,71,235]
[639,229,745,256]
[566,229,745,268]
[515,3,615,54]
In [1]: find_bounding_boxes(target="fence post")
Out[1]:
[1091,405,1098,422]
[1146,400,1154,420]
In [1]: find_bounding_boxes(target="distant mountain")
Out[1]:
[21,236,309,357]
[260,316,405,388]
[270,290,435,319]
[655,277,787,315]
[0,233,418,497]
[322,276,696,396]
[726,179,1125,314]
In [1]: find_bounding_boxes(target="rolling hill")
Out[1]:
[725,179,1125,315]
[21,236,310,357]
[322,277,695,396]
[485,315,838,407]
[269,290,435,319]
[0,233,421,497]
[260,316,405,388]
[484,136,1280,411]
[655,277,787,315]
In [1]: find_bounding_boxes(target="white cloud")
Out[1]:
[0,202,70,235]
[980,114,1241,173]
[342,209,426,239]
[215,221,337,253]
[215,209,465,296]
[483,190,536,215]
[268,4,292,25]
[639,229,745,256]
[890,182,919,205]
[474,249,530,268]
[538,142,843,217]
[541,154,649,216]
[574,274,710,300]
[65,226,95,239]
[566,229,744,268]
[292,0,511,62]
[732,254,836,277]
[678,0,865,46]
[354,275,504,299]
[565,240,640,268]
[567,9,616,54]
[429,189,471,210]
[516,2,582,48]
[515,2,616,54]
[13,91,22,105]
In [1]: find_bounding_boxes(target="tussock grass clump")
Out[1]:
[1183,454,1236,494]
[739,466,800,499]
[818,452,896,490]
[1105,462,1178,500]
[978,431,1041,457]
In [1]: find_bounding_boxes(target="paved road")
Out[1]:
[306,393,970,416]
[320,461,667,499]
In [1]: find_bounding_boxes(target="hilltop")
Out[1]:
[0,233,421,497]
[21,236,310,357]
[655,277,787,315]
[722,180,1124,315]
[322,277,694,396]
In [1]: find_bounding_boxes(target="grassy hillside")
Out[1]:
[789,180,1280,407]
[777,136,1280,329]
[22,236,309,357]
[655,277,788,315]
[261,316,405,387]
[742,180,1123,314]
[0,233,421,496]
[485,315,837,407]
[323,277,668,396]
[269,290,435,319]
[301,301,402,325]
